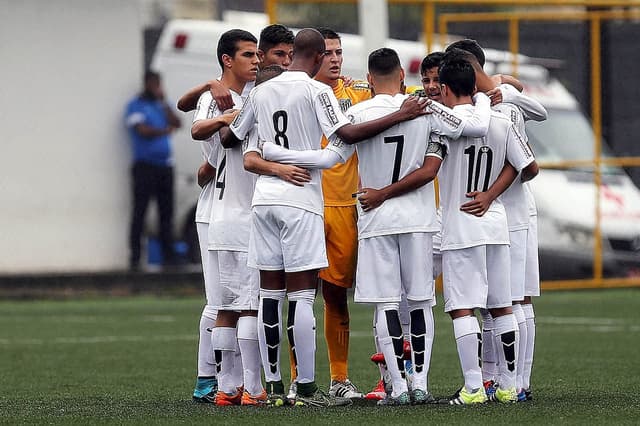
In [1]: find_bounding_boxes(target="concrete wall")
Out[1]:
[0,0,143,273]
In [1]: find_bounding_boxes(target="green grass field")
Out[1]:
[1,288,639,424]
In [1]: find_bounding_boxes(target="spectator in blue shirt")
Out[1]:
[125,70,181,270]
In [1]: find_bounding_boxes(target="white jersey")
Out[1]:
[195,89,256,252]
[524,182,537,216]
[341,93,474,239]
[230,71,351,216]
[193,90,222,224]
[493,102,533,231]
[430,106,534,250]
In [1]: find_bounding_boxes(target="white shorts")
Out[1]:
[248,205,327,272]
[509,229,527,302]
[524,215,540,297]
[442,244,511,312]
[208,250,259,311]
[355,232,435,304]
[197,222,218,307]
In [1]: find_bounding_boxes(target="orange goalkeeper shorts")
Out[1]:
[318,206,358,288]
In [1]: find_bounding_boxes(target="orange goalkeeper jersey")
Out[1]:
[321,79,372,206]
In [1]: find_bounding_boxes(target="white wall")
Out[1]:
[0,0,143,273]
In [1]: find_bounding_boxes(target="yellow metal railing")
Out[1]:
[265,0,640,289]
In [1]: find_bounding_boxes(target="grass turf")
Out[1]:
[1,289,639,424]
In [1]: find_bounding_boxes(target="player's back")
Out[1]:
[249,71,348,216]
[437,107,512,250]
[349,93,438,238]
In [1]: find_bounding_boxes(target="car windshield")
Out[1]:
[525,108,619,174]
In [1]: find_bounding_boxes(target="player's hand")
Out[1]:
[460,191,492,216]
[275,164,311,186]
[358,188,387,212]
[487,87,503,106]
[221,109,239,125]
[210,81,234,111]
[197,162,216,188]
[340,75,354,86]
[398,96,430,120]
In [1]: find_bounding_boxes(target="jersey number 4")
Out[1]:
[464,144,493,193]
[384,135,404,184]
[215,154,226,200]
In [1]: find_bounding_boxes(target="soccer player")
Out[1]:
[191,29,264,406]
[177,24,294,113]
[310,27,371,400]
[425,55,535,405]
[447,40,547,401]
[225,28,428,407]
[259,47,493,406]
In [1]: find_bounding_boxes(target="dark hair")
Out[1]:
[144,70,160,84]
[256,64,284,85]
[315,27,340,41]
[217,29,257,69]
[420,51,445,75]
[439,57,475,97]
[259,24,294,52]
[368,47,401,76]
[445,39,485,67]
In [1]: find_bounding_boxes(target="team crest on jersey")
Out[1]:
[428,102,462,128]
[339,99,352,113]
[319,92,339,125]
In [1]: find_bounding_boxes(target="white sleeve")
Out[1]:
[314,87,352,138]
[241,126,261,155]
[229,94,255,139]
[505,123,534,172]
[428,93,491,139]
[261,142,344,169]
[193,92,216,123]
[425,133,449,161]
[500,84,548,122]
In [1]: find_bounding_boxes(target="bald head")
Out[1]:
[293,28,326,59]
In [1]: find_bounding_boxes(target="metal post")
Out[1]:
[358,0,389,57]
[590,15,603,282]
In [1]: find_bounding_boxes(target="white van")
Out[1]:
[152,15,640,278]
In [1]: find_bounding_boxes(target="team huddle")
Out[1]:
[178,23,546,408]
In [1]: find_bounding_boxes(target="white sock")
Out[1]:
[407,300,434,392]
[512,304,527,391]
[376,303,407,397]
[480,309,497,383]
[258,288,285,384]
[232,338,244,390]
[522,304,536,390]
[453,315,483,392]
[238,316,262,395]
[197,309,217,378]
[493,314,519,390]
[287,289,316,385]
[399,295,411,341]
[211,326,238,394]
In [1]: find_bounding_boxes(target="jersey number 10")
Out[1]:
[464,144,493,193]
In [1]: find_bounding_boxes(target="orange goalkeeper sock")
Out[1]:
[324,302,350,382]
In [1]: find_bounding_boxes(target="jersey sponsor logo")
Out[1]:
[339,98,352,113]
[351,81,370,91]
[510,109,519,125]
[319,92,340,126]
[231,96,250,128]
[206,99,219,120]
[428,102,462,128]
